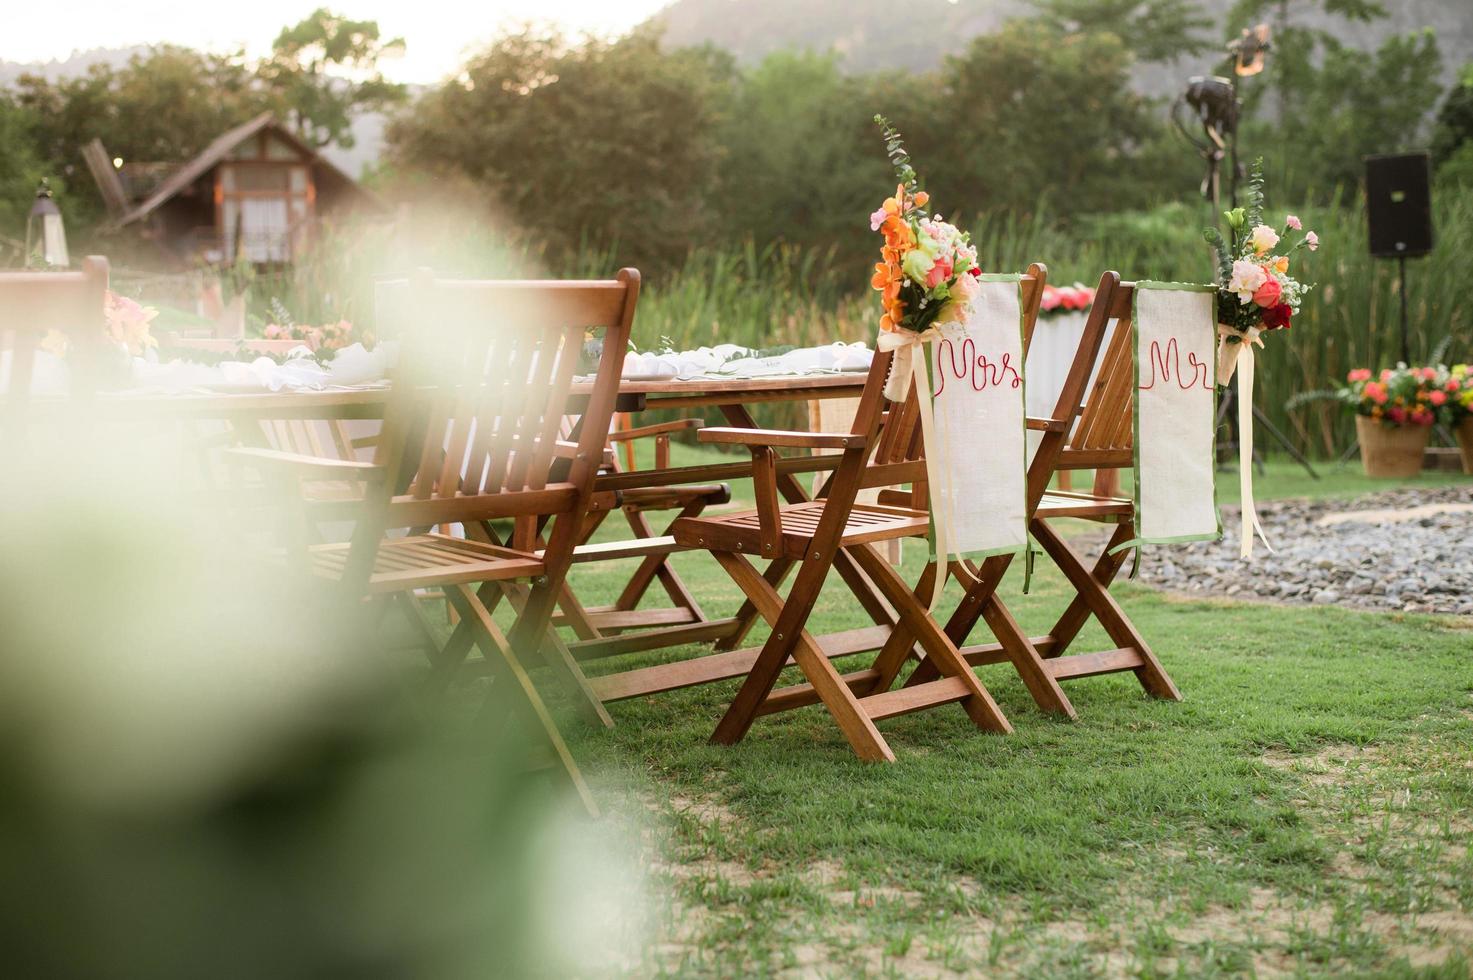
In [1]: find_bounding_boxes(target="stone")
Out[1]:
[1136,484,1472,619]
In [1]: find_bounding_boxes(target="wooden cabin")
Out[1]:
[93,113,380,266]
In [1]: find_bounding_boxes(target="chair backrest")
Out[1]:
[339,269,639,587]
[0,257,109,426]
[855,263,1049,506]
[1031,271,1135,500]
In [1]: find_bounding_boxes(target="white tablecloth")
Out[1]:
[1025,312,1116,462]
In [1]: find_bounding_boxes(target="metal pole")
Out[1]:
[1398,254,1410,364]
[1228,75,1239,207]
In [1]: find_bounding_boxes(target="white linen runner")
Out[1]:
[924,275,1028,558]
[1128,282,1219,547]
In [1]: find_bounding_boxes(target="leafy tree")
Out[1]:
[387,27,731,270]
[712,52,934,262]
[1030,0,1213,62]
[1431,62,1473,166]
[931,20,1158,219]
[1223,0,1392,127]
[10,47,269,228]
[0,94,48,251]
[1236,27,1442,198]
[257,8,407,149]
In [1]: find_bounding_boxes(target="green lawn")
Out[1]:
[549,443,1473,977]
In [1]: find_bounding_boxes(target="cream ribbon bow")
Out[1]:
[1217,324,1274,559]
[876,325,959,610]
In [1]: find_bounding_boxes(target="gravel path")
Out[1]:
[1137,484,1473,617]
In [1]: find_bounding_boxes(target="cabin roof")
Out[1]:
[113,112,380,227]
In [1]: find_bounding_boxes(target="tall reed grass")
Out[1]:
[244,186,1473,458]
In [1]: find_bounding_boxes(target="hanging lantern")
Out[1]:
[25,179,70,269]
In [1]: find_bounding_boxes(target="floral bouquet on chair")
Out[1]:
[870,115,982,400]
[1204,159,1319,385]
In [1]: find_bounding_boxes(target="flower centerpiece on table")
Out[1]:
[1039,283,1095,318]
[262,318,361,353]
[40,291,159,360]
[1204,159,1320,384]
[869,115,982,398]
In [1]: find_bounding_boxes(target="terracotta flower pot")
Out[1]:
[1216,323,1261,385]
[1356,415,1431,478]
[1456,417,1473,476]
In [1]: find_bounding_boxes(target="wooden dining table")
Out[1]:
[65,371,893,660]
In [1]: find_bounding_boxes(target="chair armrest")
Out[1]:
[606,418,704,442]
[1025,416,1067,432]
[698,427,866,450]
[227,447,387,482]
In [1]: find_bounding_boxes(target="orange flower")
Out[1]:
[1273,256,1289,274]
[913,191,929,207]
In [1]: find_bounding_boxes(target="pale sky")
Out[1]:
[6,0,672,84]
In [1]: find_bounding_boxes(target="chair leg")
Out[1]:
[494,582,614,730]
[553,579,605,642]
[714,557,794,651]
[609,503,708,627]
[933,555,1077,719]
[847,545,1012,734]
[1031,520,1181,701]
[710,551,894,762]
[862,562,937,695]
[447,584,599,816]
[1039,520,1135,658]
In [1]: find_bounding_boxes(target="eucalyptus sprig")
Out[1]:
[873,114,920,198]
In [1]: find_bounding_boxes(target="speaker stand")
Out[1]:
[1398,254,1411,365]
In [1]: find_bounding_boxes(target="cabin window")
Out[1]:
[215,150,315,263]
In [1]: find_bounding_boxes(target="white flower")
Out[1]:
[1228,259,1268,305]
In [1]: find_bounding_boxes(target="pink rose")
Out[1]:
[1430,390,1447,406]
[1286,215,1302,231]
[1041,286,1062,311]
[1347,368,1372,383]
[926,257,953,289]
[1380,369,1394,383]
[1251,277,1282,309]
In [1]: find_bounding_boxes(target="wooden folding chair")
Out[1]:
[232,268,639,813]
[551,416,731,649]
[902,272,1182,717]
[642,269,1054,760]
[0,257,109,437]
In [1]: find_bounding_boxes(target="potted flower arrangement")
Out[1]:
[1443,363,1473,474]
[1205,160,1319,384]
[1338,365,1440,477]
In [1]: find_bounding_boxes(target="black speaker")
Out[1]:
[1365,152,1433,257]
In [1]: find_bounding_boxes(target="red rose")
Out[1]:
[1261,302,1292,330]
[1252,277,1282,308]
